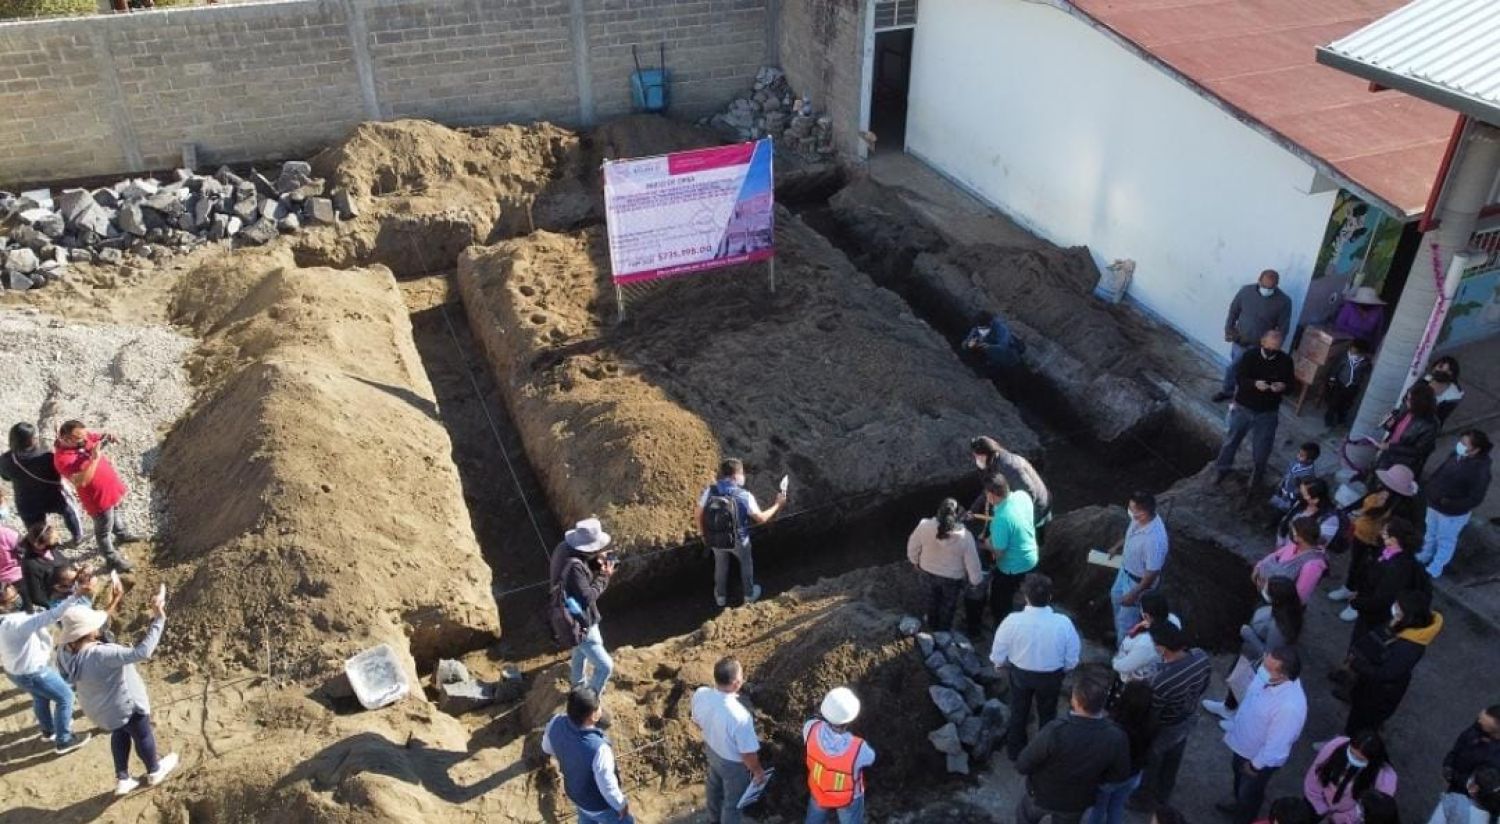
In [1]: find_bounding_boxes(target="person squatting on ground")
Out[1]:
[2,422,83,545]
[906,498,982,632]
[1204,576,1304,724]
[550,518,617,698]
[690,657,766,824]
[1129,623,1211,812]
[1091,679,1154,824]
[1274,477,1343,550]
[1302,731,1397,824]
[1254,516,1329,606]
[968,473,1039,632]
[1104,491,1168,644]
[1215,269,1291,403]
[1215,328,1295,491]
[1340,589,1443,737]
[542,687,634,824]
[1014,668,1131,824]
[989,573,1080,761]
[1419,430,1493,580]
[0,578,95,754]
[1219,646,1308,824]
[57,584,178,795]
[1269,443,1319,513]
[53,420,140,572]
[697,458,785,608]
[1111,591,1180,682]
[804,686,875,824]
[962,310,1026,379]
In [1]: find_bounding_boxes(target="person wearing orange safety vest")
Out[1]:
[804,687,877,824]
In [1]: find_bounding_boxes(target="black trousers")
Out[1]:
[924,572,964,632]
[1006,666,1064,759]
[1325,382,1360,426]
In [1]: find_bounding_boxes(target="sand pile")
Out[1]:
[454,214,1037,579]
[0,309,193,538]
[152,245,497,680]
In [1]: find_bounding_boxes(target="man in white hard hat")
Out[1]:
[691,657,766,824]
[805,686,876,824]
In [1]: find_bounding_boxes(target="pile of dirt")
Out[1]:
[454,213,1038,581]
[820,178,1174,450]
[153,245,498,680]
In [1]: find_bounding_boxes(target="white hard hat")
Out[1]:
[820,687,861,725]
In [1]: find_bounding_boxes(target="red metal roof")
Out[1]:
[1069,0,1456,218]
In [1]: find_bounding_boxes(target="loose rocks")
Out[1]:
[917,628,1008,767]
[701,65,836,159]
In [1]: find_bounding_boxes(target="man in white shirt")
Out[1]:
[691,657,766,824]
[541,687,633,824]
[1218,647,1307,824]
[1,580,92,754]
[989,573,1080,761]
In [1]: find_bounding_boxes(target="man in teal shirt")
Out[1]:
[985,473,1038,626]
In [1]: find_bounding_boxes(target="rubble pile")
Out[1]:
[899,617,1009,775]
[702,66,835,158]
[0,160,357,291]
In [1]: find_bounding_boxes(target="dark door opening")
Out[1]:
[869,28,914,153]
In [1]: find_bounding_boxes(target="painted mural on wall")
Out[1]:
[1303,191,1403,327]
[1438,232,1500,349]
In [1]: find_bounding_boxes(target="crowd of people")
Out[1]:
[536,354,1496,824]
[1,419,178,796]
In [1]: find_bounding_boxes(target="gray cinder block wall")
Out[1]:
[0,0,771,186]
[778,0,866,158]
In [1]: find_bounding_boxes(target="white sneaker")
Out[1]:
[1327,587,1353,601]
[1339,606,1359,622]
[746,585,763,604]
[115,778,140,796]
[55,732,92,754]
[715,594,727,608]
[147,752,179,786]
[1202,699,1234,721]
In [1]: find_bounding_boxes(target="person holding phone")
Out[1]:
[53,420,140,572]
[1214,329,1295,493]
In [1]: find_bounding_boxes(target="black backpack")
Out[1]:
[703,485,742,550]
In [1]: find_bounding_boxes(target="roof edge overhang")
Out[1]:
[1315,46,1500,129]
[1047,0,1424,220]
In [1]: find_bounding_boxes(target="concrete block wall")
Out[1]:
[778,0,866,158]
[0,0,768,186]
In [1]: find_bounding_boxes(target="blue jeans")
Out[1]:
[806,794,865,824]
[1109,568,1156,643]
[1220,343,1248,395]
[570,624,613,696]
[7,667,75,745]
[1088,771,1142,824]
[1419,508,1471,578]
[576,807,634,824]
[1215,405,1279,480]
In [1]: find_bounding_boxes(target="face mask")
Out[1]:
[1347,752,1369,770]
[1127,507,1139,520]
[1390,605,1402,621]
[1258,286,1275,298]
[733,475,746,487]
[1456,442,1470,458]
[975,457,987,471]
[1260,587,1270,603]
[0,504,9,521]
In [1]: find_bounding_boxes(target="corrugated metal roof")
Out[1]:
[1067,0,1456,218]
[1318,0,1500,125]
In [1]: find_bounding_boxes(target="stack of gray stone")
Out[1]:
[703,66,836,159]
[0,160,359,292]
[900,617,1009,775]
[431,658,525,715]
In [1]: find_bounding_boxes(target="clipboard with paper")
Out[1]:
[737,768,775,809]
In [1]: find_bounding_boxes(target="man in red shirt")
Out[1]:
[53,421,138,572]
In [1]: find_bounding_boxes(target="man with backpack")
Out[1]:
[695,459,786,608]
[549,518,617,699]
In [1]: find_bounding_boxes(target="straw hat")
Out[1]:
[820,687,861,725]
[58,605,109,644]
[564,518,612,554]
[1375,464,1419,498]
[1349,286,1385,306]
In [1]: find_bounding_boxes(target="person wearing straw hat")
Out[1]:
[1,576,95,755]
[1329,464,1421,612]
[550,517,618,698]
[56,585,177,796]
[805,686,875,824]
[1332,286,1387,347]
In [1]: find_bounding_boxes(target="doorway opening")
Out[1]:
[869,27,914,153]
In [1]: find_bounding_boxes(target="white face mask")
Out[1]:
[975,457,987,471]
[1347,751,1369,770]
[1456,442,1470,458]
[1260,587,1270,603]
[1391,605,1402,621]
[1258,286,1275,298]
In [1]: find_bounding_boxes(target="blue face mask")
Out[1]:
[1456,442,1470,458]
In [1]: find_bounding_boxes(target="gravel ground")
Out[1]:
[0,307,193,550]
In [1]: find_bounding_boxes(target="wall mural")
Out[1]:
[1303,191,1404,330]
[1438,230,1500,349]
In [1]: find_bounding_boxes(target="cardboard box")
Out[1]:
[1295,355,1324,385]
[1298,326,1343,365]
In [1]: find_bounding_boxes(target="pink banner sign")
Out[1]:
[603,139,775,285]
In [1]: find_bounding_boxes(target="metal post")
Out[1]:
[768,257,777,294]
[615,282,626,322]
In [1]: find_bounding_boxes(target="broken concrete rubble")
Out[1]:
[700,65,836,159]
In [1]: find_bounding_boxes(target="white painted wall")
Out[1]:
[905,0,1338,359]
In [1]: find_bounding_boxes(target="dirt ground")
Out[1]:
[454,216,1039,580]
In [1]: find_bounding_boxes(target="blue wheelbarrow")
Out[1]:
[631,44,669,113]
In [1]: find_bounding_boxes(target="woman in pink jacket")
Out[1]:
[1304,732,1398,824]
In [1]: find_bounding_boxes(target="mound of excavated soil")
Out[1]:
[154,246,497,680]
[454,214,1037,578]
